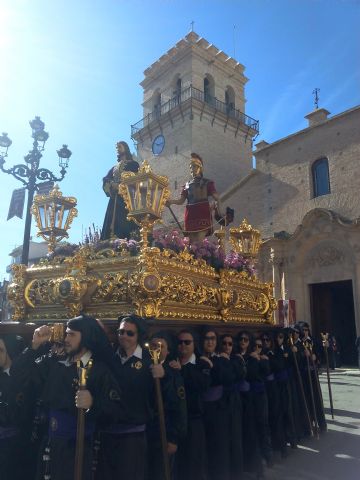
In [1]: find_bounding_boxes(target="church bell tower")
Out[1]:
[131,31,259,198]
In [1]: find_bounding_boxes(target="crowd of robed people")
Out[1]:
[0,316,327,480]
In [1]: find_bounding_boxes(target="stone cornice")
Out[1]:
[141,31,247,88]
[254,104,360,155]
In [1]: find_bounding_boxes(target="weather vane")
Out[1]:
[312,88,320,109]
[190,20,194,32]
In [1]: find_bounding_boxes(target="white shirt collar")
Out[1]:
[81,351,92,367]
[3,368,10,376]
[117,344,143,364]
[59,350,92,367]
[182,353,196,365]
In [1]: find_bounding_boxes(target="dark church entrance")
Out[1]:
[309,280,357,365]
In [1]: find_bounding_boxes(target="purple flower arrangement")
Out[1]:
[152,229,256,275]
[224,251,256,277]
[153,229,190,253]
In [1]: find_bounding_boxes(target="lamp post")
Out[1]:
[0,117,72,266]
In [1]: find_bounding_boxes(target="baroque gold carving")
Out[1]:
[7,264,27,321]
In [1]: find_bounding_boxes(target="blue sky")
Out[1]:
[0,0,359,278]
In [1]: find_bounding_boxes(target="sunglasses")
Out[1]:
[255,344,262,349]
[278,334,284,339]
[178,339,193,346]
[204,335,216,341]
[262,337,270,342]
[117,329,136,337]
[239,337,249,342]
[222,341,233,346]
[303,328,309,331]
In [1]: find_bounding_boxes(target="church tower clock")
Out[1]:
[131,31,259,203]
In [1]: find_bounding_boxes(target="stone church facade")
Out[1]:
[131,31,360,362]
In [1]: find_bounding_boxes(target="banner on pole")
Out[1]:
[7,188,26,220]
[37,181,54,196]
[278,299,296,327]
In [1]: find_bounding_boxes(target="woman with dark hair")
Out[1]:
[220,334,246,480]
[170,329,211,480]
[200,327,233,480]
[101,141,140,240]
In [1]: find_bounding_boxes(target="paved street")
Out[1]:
[264,368,360,480]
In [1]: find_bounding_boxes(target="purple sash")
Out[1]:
[234,380,250,392]
[250,381,265,393]
[0,426,18,440]
[48,410,95,439]
[104,423,146,435]
[203,385,223,402]
[275,370,289,382]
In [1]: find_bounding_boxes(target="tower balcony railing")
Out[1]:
[131,85,259,137]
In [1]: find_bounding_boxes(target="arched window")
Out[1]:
[225,86,235,116]
[312,158,330,197]
[204,75,215,105]
[152,91,161,118]
[176,78,182,96]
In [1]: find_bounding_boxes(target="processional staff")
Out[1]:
[289,334,313,436]
[303,340,320,439]
[308,342,326,421]
[145,342,171,480]
[321,332,335,419]
[74,359,93,480]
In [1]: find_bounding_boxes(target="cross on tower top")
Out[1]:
[312,88,320,109]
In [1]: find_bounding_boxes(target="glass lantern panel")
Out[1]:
[139,181,147,209]
[54,205,61,228]
[47,204,55,228]
[242,233,252,253]
[127,185,136,211]
[39,205,46,229]
[62,208,70,229]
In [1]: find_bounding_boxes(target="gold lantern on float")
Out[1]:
[31,185,78,253]
[119,159,170,249]
[229,218,261,258]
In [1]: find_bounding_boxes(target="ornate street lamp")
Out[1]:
[31,185,78,253]
[0,117,72,265]
[229,218,261,258]
[119,159,170,248]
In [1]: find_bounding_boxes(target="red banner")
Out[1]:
[278,299,296,327]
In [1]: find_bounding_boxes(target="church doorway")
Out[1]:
[309,280,357,365]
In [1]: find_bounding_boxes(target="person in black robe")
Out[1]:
[96,315,165,480]
[12,315,124,480]
[0,334,31,480]
[300,323,327,434]
[171,328,211,480]
[261,332,287,459]
[146,330,188,480]
[237,331,264,479]
[101,141,140,240]
[220,334,246,480]
[273,330,297,449]
[200,327,233,480]
[287,325,313,439]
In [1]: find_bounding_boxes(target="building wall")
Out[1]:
[225,106,360,238]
